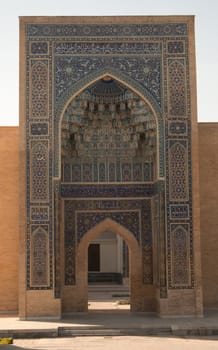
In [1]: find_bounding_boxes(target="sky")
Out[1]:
[0,0,217,125]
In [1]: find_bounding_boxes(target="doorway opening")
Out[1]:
[87,231,130,312]
[88,243,100,272]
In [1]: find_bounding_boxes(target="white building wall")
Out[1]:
[100,242,117,272]
[91,231,123,273]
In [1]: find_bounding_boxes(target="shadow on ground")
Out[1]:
[0,346,33,350]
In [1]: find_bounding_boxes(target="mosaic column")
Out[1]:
[165,41,193,291]
[25,41,54,291]
[54,179,61,298]
[158,183,167,298]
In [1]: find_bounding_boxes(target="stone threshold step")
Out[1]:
[1,326,218,338]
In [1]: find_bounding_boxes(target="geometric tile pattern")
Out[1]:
[62,161,154,183]
[26,23,188,37]
[31,226,49,286]
[30,61,48,118]
[30,206,49,221]
[31,42,48,55]
[30,122,49,136]
[60,183,156,198]
[55,56,161,106]
[168,120,187,136]
[168,59,186,116]
[171,224,190,286]
[167,41,184,54]
[165,52,193,288]
[30,141,49,202]
[169,141,188,201]
[170,204,189,219]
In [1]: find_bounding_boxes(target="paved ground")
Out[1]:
[88,283,130,310]
[1,335,217,350]
[1,309,218,330]
[1,309,218,340]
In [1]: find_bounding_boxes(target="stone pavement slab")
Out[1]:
[1,335,218,350]
[1,310,218,338]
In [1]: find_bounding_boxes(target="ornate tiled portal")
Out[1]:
[19,16,202,318]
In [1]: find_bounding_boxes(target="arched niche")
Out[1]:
[55,71,163,179]
[59,75,159,185]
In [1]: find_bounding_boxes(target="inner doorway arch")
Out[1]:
[61,218,156,313]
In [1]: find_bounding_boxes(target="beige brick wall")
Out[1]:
[0,127,19,314]
[26,291,61,319]
[199,123,218,308]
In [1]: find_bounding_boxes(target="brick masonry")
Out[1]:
[199,123,218,309]
[0,127,19,314]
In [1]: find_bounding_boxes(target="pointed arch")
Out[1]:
[54,69,164,178]
[74,218,143,312]
[56,67,161,118]
[78,218,140,255]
